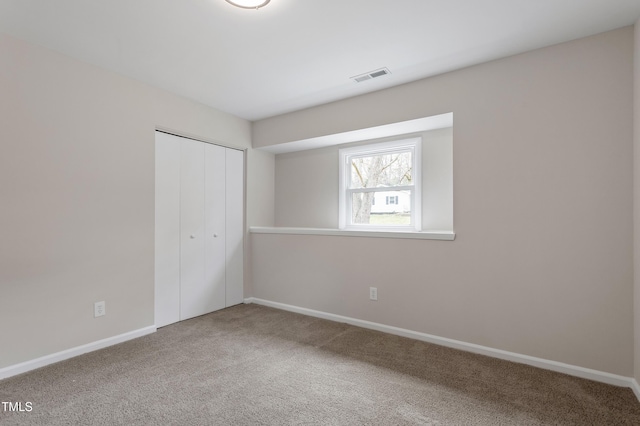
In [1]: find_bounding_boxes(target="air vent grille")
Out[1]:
[351,68,391,83]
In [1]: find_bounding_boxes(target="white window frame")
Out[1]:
[339,137,422,231]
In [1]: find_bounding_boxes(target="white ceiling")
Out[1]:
[1,0,639,121]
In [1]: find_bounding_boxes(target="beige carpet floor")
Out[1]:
[1,304,639,425]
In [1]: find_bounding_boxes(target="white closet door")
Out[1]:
[155,132,244,326]
[225,148,244,306]
[154,133,181,328]
[179,139,207,321]
[204,143,226,313]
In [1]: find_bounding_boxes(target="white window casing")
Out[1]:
[339,137,422,231]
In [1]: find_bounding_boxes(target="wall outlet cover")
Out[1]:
[94,301,106,318]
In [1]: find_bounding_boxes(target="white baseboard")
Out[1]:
[244,297,637,393]
[0,326,156,381]
[631,379,640,401]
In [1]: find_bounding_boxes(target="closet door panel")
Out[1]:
[154,133,181,328]
[225,148,244,307]
[204,143,226,313]
[179,139,207,321]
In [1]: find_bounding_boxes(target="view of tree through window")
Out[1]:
[349,150,412,225]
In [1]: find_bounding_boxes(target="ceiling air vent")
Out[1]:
[351,68,391,83]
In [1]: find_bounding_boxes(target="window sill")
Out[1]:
[249,226,455,241]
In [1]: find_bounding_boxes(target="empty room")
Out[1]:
[2,0,640,424]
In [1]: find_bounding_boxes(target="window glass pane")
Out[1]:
[350,151,412,189]
[351,191,411,225]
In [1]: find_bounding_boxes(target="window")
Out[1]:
[339,138,421,231]
[386,196,398,205]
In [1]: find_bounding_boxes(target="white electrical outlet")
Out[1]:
[369,287,378,301]
[94,301,106,318]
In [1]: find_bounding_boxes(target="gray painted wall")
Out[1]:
[0,33,274,369]
[252,27,634,375]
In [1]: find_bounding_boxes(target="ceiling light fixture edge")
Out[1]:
[225,0,271,10]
